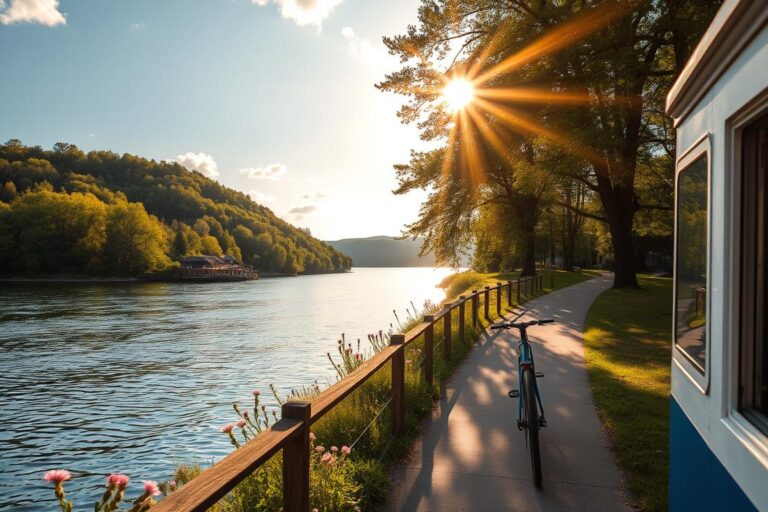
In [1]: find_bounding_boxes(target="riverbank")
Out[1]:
[584,274,672,511]
[439,267,600,300]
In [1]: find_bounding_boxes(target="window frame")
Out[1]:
[673,134,712,393]
[737,104,768,434]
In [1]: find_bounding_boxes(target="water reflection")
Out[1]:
[0,267,452,510]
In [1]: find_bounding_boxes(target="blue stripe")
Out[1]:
[669,398,757,511]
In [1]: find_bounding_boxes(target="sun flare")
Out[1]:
[442,78,475,112]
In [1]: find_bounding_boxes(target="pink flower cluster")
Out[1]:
[43,470,71,485]
[107,473,129,488]
[143,480,161,497]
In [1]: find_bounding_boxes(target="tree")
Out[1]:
[105,201,170,274]
[379,0,720,287]
[0,181,17,203]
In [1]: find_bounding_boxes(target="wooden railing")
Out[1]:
[154,272,548,512]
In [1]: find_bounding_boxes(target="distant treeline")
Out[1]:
[0,140,352,276]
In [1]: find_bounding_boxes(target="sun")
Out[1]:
[442,78,475,112]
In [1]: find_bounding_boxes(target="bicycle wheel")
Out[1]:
[523,367,542,487]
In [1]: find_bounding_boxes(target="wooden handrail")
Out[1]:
[153,419,303,512]
[310,344,399,423]
[156,274,554,511]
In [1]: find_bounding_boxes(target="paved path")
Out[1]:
[382,274,634,511]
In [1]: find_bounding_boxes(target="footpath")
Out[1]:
[382,274,634,511]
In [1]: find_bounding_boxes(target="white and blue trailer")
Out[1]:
[666,1,768,510]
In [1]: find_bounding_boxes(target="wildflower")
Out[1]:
[315,445,325,454]
[313,509,319,512]
[235,418,247,428]
[355,353,363,361]
[106,473,129,488]
[243,410,249,418]
[143,480,161,496]
[309,432,316,442]
[321,452,334,464]
[43,470,71,485]
[219,423,235,433]
[252,390,261,397]
[330,446,338,453]
[169,480,177,492]
[341,446,351,455]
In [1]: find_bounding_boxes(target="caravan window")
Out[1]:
[740,112,768,430]
[675,155,708,374]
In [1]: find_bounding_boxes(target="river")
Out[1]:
[0,267,454,510]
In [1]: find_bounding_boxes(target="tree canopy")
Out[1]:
[0,140,352,277]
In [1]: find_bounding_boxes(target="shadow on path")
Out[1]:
[381,274,633,512]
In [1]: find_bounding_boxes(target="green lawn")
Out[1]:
[583,274,672,512]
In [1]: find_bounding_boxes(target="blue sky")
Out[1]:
[0,0,427,240]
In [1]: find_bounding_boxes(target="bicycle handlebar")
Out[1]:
[491,319,554,330]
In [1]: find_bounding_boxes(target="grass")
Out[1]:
[583,274,673,512]
[439,267,599,301]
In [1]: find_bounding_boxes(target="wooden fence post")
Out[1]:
[390,334,405,436]
[458,297,465,342]
[496,283,502,317]
[516,279,521,303]
[423,316,434,386]
[443,306,452,361]
[282,401,311,512]
[507,280,513,306]
[484,287,490,319]
[471,291,479,327]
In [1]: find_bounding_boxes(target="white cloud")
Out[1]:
[239,163,287,180]
[175,152,220,178]
[249,190,276,203]
[288,205,316,214]
[302,191,326,199]
[341,26,392,68]
[251,0,342,29]
[0,0,66,26]
[129,22,146,32]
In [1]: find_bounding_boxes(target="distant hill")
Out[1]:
[325,236,439,267]
[0,140,351,276]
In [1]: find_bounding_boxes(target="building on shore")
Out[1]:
[175,255,258,282]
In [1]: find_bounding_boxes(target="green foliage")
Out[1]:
[0,140,352,276]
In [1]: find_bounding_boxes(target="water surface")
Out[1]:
[0,267,452,510]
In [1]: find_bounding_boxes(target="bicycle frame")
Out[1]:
[516,326,545,427]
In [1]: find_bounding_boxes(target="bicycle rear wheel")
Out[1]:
[523,367,542,487]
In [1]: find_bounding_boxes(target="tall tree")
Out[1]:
[380,0,720,287]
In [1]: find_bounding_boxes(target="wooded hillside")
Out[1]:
[0,140,352,276]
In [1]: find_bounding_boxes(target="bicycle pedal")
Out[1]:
[535,372,544,378]
[508,389,519,398]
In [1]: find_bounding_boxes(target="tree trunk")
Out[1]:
[606,202,639,288]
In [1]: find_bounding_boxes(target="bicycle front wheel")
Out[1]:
[523,367,542,487]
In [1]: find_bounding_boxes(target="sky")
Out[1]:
[0,0,429,241]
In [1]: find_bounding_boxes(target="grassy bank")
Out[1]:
[439,268,599,301]
[583,274,672,512]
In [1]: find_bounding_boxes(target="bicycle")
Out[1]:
[491,317,554,488]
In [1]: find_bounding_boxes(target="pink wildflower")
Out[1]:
[309,432,316,442]
[106,473,129,488]
[313,509,319,512]
[243,411,249,418]
[330,446,338,453]
[355,353,363,361]
[252,390,261,397]
[143,480,161,496]
[315,445,325,454]
[43,470,71,485]
[321,452,334,464]
[235,418,247,428]
[169,480,177,491]
[341,446,351,455]
[219,423,235,433]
